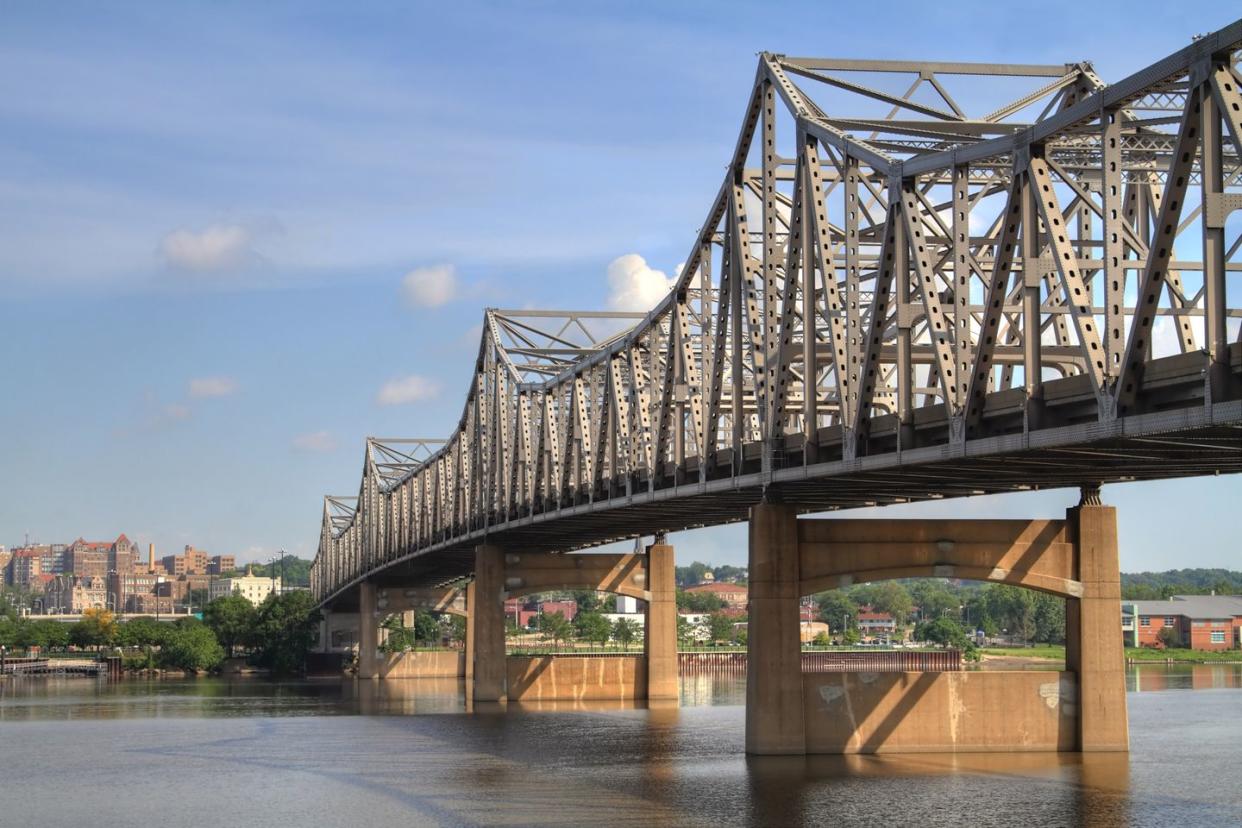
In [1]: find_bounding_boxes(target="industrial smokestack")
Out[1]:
[148,543,155,573]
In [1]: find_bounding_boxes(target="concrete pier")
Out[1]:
[744,489,1129,754]
[471,544,508,702]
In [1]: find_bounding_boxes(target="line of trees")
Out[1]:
[502,610,647,650]
[378,611,467,653]
[675,562,746,587]
[0,591,321,675]
[815,580,1068,647]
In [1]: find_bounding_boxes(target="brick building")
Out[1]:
[857,610,897,641]
[207,555,236,575]
[162,545,210,576]
[684,582,749,609]
[45,575,108,614]
[1123,595,1242,651]
[7,547,44,588]
[65,535,138,579]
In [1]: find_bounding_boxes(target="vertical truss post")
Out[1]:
[952,164,971,416]
[1019,152,1044,420]
[1203,64,1232,398]
[892,178,914,448]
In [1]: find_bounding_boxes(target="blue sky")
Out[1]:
[1,1,1237,570]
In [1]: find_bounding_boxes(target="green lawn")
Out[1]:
[980,645,1066,660]
[979,645,1242,663]
[1125,647,1242,663]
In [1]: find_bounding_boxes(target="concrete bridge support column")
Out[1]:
[745,502,806,755]
[463,581,476,681]
[358,580,379,680]
[471,544,507,702]
[1067,491,1129,751]
[644,539,678,701]
[317,614,330,654]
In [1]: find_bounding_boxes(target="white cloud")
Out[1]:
[401,264,457,308]
[188,376,239,398]
[606,253,675,311]
[376,374,440,406]
[160,224,258,272]
[292,430,338,453]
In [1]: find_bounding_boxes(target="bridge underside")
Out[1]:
[323,396,1239,609]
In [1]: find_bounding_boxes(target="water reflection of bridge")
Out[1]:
[312,21,1242,754]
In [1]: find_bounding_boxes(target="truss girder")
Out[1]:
[310,22,1242,605]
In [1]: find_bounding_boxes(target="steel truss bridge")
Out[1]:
[313,21,1242,608]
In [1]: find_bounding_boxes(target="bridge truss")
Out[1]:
[313,22,1242,607]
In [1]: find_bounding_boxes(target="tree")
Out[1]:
[909,581,960,623]
[159,624,225,672]
[32,620,70,651]
[412,611,441,645]
[537,611,573,648]
[812,631,831,647]
[442,614,467,644]
[573,611,612,649]
[380,614,416,653]
[816,591,859,633]
[676,615,696,646]
[983,585,1036,641]
[572,590,612,613]
[706,612,736,645]
[117,616,168,649]
[251,591,322,676]
[1157,625,1181,649]
[675,561,710,587]
[1031,594,1066,644]
[867,582,914,626]
[70,608,118,650]
[915,617,970,649]
[611,617,640,649]
[676,589,726,613]
[203,595,257,655]
[712,565,747,583]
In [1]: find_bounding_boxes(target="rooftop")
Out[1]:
[1125,595,1242,620]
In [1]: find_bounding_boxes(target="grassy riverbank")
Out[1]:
[1126,647,1242,663]
[980,645,1242,664]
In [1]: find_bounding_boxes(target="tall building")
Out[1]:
[67,535,138,578]
[67,538,110,578]
[7,547,44,588]
[161,545,210,576]
[207,555,236,575]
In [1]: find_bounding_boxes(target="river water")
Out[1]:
[1,665,1239,827]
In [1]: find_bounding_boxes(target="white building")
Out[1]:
[209,574,281,606]
[615,595,640,614]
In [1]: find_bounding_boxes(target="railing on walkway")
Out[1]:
[678,649,962,674]
[0,656,120,678]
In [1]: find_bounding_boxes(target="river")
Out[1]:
[1,664,1239,827]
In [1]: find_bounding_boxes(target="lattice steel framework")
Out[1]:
[313,22,1242,605]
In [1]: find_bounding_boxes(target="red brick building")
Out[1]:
[1123,596,1242,651]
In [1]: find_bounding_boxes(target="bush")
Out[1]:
[251,591,322,676]
[159,624,225,672]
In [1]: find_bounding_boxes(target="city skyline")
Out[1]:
[2,1,1238,571]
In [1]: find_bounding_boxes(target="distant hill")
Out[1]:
[227,556,312,587]
[1120,569,1242,600]
[219,558,1236,597]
